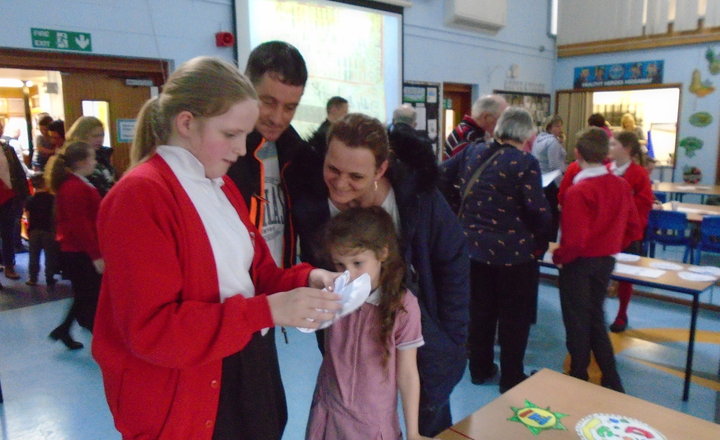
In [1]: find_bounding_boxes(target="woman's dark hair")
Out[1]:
[245,40,308,87]
[614,131,645,167]
[587,113,607,128]
[38,115,54,127]
[324,206,405,367]
[46,141,93,193]
[327,113,389,169]
[48,119,65,137]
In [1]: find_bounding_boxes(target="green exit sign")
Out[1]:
[31,28,92,52]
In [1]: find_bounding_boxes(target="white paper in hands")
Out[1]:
[298,271,372,333]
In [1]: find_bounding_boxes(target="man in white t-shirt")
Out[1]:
[227,41,308,268]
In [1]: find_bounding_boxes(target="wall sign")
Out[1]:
[31,28,92,52]
[116,119,136,143]
[573,60,663,89]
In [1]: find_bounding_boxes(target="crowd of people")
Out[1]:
[3,40,660,440]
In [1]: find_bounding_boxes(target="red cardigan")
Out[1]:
[616,162,653,233]
[55,174,101,259]
[553,173,642,265]
[92,154,313,439]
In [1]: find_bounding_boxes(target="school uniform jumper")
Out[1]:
[55,174,102,330]
[553,168,642,391]
[93,153,313,440]
[306,290,424,439]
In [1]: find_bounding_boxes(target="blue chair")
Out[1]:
[644,210,693,263]
[653,191,667,203]
[694,215,720,264]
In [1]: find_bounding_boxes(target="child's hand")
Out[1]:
[308,269,342,291]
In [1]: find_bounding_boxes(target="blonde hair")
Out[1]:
[131,56,257,165]
[46,141,94,193]
[621,113,636,130]
[66,116,103,143]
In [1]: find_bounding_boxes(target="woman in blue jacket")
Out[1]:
[288,113,469,437]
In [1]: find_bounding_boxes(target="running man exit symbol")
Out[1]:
[31,28,92,52]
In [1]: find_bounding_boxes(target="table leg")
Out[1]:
[683,294,700,401]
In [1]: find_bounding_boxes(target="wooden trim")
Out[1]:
[556,83,683,94]
[0,48,169,85]
[443,82,472,93]
[558,27,720,58]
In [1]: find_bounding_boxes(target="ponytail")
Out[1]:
[131,96,160,166]
[46,141,93,193]
[615,131,644,167]
[129,56,258,167]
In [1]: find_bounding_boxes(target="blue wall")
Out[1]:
[556,45,720,185]
[404,0,556,98]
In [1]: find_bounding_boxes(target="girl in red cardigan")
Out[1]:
[608,131,654,332]
[92,56,341,440]
[47,141,102,350]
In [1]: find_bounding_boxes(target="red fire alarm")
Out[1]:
[215,32,235,47]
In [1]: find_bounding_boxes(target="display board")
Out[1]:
[235,0,403,138]
[494,90,551,127]
[402,81,441,158]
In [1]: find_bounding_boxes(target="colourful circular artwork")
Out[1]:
[679,137,703,157]
[683,166,702,184]
[576,413,666,440]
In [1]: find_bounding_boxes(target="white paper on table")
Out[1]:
[688,266,720,277]
[614,253,641,262]
[675,185,697,190]
[614,263,666,278]
[648,261,684,270]
[677,271,717,282]
[541,170,561,188]
[297,271,371,333]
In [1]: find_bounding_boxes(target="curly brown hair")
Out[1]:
[323,206,406,367]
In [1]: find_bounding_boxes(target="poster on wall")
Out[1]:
[573,60,664,89]
[402,81,441,158]
[494,90,551,127]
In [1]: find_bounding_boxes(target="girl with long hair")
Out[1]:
[306,206,430,440]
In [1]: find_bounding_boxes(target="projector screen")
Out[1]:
[235,0,403,138]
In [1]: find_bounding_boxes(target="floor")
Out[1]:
[1,250,719,439]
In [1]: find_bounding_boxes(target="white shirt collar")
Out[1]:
[610,160,631,177]
[366,288,381,306]
[573,165,609,184]
[156,145,224,186]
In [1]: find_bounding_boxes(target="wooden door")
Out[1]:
[443,83,473,150]
[62,73,151,177]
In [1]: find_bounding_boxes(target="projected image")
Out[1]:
[244,0,401,138]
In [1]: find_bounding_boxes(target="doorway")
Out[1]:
[0,48,169,176]
[443,82,473,155]
[556,84,682,181]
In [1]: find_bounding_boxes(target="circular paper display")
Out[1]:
[576,413,666,440]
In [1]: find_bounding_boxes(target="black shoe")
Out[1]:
[49,327,84,350]
[609,319,628,333]
[499,373,529,393]
[471,363,499,385]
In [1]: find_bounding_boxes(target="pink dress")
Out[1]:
[306,290,424,439]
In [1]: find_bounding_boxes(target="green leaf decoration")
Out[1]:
[507,400,568,435]
[689,112,713,127]
[679,137,703,157]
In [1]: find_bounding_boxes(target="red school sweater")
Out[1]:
[613,161,653,234]
[55,174,102,259]
[553,173,642,265]
[92,154,313,440]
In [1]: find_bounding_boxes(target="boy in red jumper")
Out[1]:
[553,128,642,392]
